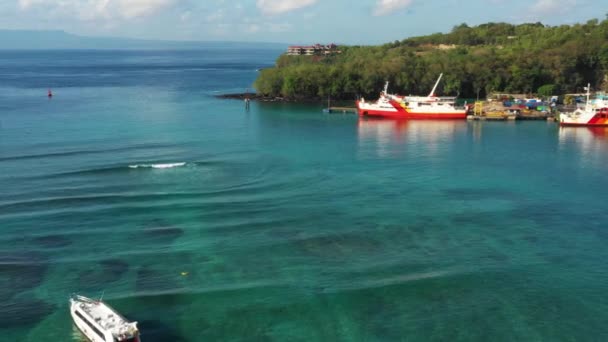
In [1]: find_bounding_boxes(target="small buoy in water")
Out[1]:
[181,272,189,276]
[48,89,53,98]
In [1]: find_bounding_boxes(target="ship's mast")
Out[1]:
[428,73,443,97]
[383,81,389,95]
[585,83,591,110]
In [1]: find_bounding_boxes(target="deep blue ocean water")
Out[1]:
[1,49,608,341]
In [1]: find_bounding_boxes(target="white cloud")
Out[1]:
[17,0,37,10]
[266,22,291,32]
[205,9,224,22]
[241,21,291,34]
[180,10,191,22]
[256,0,317,15]
[246,24,261,33]
[17,0,175,20]
[373,0,414,16]
[119,0,174,18]
[530,0,576,14]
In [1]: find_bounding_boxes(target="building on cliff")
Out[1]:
[287,43,340,56]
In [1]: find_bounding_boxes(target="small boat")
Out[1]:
[356,74,468,119]
[560,84,608,126]
[70,295,141,342]
[356,82,401,117]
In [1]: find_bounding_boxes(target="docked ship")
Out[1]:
[70,295,141,342]
[356,74,468,119]
[559,84,608,126]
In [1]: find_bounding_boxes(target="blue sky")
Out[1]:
[0,0,604,44]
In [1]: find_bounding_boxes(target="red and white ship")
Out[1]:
[559,84,608,126]
[356,74,468,119]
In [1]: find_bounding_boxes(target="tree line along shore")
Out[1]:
[243,17,608,103]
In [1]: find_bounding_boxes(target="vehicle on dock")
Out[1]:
[70,295,140,342]
[355,74,468,119]
[559,84,608,126]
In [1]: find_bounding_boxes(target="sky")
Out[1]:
[0,0,604,44]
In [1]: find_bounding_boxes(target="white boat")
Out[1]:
[559,84,608,126]
[70,295,141,342]
[356,81,402,117]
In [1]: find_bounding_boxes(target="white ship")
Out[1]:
[559,84,608,126]
[356,74,467,119]
[70,295,141,342]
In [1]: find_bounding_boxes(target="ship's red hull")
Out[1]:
[361,111,468,119]
[560,122,608,127]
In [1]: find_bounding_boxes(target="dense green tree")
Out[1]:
[254,18,608,100]
[538,84,561,97]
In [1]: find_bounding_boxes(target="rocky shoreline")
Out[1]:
[215,93,326,103]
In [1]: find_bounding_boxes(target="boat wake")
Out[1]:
[128,162,187,169]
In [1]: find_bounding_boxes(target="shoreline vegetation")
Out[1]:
[216,93,326,103]
[242,17,608,103]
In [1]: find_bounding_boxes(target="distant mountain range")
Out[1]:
[0,30,288,50]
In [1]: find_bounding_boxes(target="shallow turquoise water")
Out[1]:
[1,50,608,341]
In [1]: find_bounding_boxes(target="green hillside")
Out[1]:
[254,17,608,100]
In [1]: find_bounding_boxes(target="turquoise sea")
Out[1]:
[1,48,608,341]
